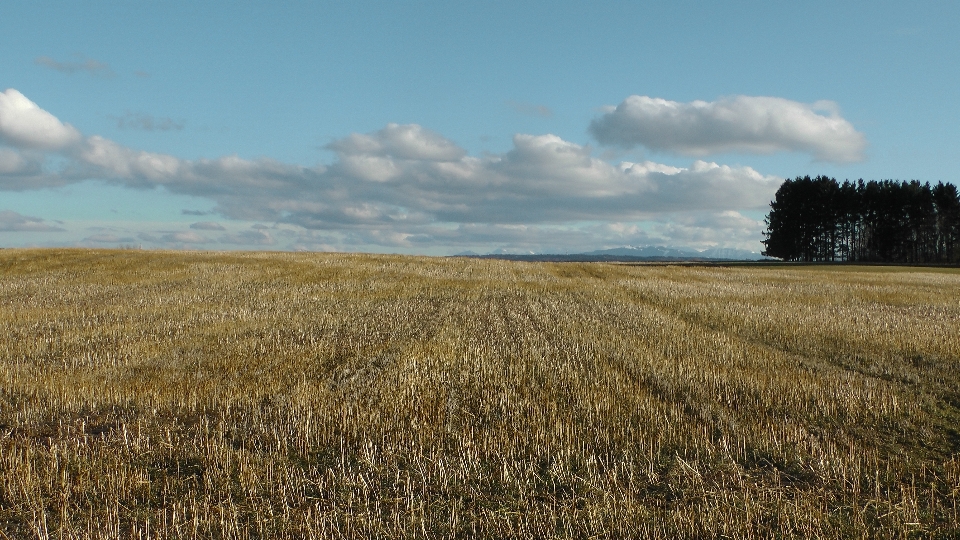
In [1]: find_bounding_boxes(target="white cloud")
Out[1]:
[328,123,466,162]
[16,120,778,241]
[0,146,61,189]
[648,210,766,249]
[0,148,29,174]
[77,135,182,180]
[0,89,83,150]
[300,128,778,227]
[0,210,64,232]
[0,89,787,252]
[590,95,867,163]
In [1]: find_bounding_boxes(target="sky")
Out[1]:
[1,1,958,255]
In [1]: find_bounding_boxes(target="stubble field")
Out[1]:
[0,249,958,538]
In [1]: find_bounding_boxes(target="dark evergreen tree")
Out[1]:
[762,177,808,261]
[763,176,840,261]
[933,182,960,263]
[836,180,860,261]
[763,176,959,264]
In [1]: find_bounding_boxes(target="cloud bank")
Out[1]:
[1,88,786,251]
[190,221,226,231]
[0,210,64,232]
[590,95,866,163]
[61,126,773,229]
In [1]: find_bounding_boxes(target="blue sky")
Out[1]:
[1,1,957,254]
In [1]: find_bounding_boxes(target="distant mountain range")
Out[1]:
[456,245,768,262]
[587,246,766,260]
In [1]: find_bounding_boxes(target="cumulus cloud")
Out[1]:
[0,89,83,150]
[0,148,32,175]
[314,128,775,226]
[648,210,766,249]
[77,135,182,180]
[0,210,64,232]
[0,88,786,252]
[329,123,466,162]
[35,55,114,78]
[590,95,867,163]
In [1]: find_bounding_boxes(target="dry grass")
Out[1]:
[1,249,958,538]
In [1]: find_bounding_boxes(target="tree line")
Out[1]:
[762,176,960,263]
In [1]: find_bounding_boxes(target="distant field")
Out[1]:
[1,249,958,538]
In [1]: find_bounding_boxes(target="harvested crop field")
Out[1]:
[1,249,958,538]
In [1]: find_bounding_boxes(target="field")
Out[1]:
[1,249,958,538]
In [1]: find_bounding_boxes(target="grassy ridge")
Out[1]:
[0,249,958,538]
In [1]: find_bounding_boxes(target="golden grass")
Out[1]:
[1,248,958,538]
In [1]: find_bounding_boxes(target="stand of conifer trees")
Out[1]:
[762,176,960,263]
